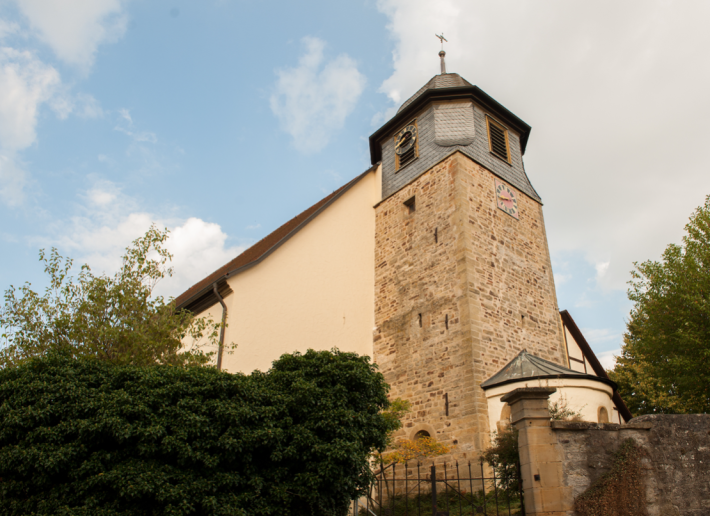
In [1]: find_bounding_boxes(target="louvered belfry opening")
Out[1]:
[395,120,418,171]
[487,116,510,163]
[398,142,416,168]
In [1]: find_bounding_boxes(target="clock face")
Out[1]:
[495,180,519,220]
[395,124,417,156]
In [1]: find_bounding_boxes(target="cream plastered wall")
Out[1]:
[563,324,593,375]
[484,377,619,434]
[200,166,382,374]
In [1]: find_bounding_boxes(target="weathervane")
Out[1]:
[435,33,448,74]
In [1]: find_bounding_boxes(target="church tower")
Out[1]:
[369,57,568,458]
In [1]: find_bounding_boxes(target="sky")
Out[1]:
[1,0,709,369]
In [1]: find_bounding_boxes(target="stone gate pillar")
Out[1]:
[501,387,573,516]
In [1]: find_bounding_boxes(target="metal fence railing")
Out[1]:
[354,461,524,516]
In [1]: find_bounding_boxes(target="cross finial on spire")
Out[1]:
[435,33,448,74]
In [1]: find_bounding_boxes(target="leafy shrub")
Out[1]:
[0,349,395,516]
[482,426,519,492]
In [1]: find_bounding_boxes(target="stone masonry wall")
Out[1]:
[554,415,710,516]
[373,151,567,462]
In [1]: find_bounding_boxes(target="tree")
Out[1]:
[373,398,451,466]
[482,426,519,492]
[381,435,451,465]
[0,226,220,368]
[609,195,710,415]
[0,349,396,516]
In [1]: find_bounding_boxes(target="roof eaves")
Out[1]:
[175,164,379,311]
[369,85,532,164]
[481,373,618,391]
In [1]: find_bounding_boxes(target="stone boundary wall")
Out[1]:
[504,387,710,516]
[553,415,710,516]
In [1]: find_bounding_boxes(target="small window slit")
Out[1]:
[404,196,416,213]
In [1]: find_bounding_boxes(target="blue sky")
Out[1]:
[2,0,710,368]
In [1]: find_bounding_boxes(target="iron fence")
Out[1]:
[353,461,524,516]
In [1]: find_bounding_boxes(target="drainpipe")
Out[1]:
[212,283,227,371]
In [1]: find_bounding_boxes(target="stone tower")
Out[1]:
[369,71,568,460]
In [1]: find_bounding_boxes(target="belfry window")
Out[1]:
[394,120,419,171]
[486,116,511,163]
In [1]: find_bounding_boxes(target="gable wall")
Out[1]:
[191,166,381,374]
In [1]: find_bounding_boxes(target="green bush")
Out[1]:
[0,349,395,516]
[482,426,519,493]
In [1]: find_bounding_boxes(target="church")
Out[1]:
[175,50,631,460]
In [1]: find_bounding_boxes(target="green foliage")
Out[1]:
[609,195,710,415]
[383,436,451,465]
[0,226,220,368]
[373,398,451,467]
[548,396,584,421]
[573,439,647,516]
[0,349,395,516]
[482,426,519,492]
[379,398,411,449]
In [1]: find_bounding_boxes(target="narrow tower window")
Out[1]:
[486,116,511,163]
[404,196,416,213]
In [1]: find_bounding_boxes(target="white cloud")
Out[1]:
[13,0,128,69]
[0,47,60,151]
[376,0,710,292]
[595,261,610,280]
[270,36,366,154]
[76,93,104,118]
[0,46,105,207]
[0,20,20,39]
[596,349,621,371]
[581,328,621,345]
[51,179,245,299]
[0,47,62,205]
[85,185,118,206]
[118,107,132,124]
[114,108,157,143]
[164,218,245,298]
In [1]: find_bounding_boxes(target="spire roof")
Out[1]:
[397,73,473,114]
[480,350,617,390]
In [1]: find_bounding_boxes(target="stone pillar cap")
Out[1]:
[500,387,557,404]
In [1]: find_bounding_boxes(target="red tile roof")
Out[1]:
[175,167,375,310]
